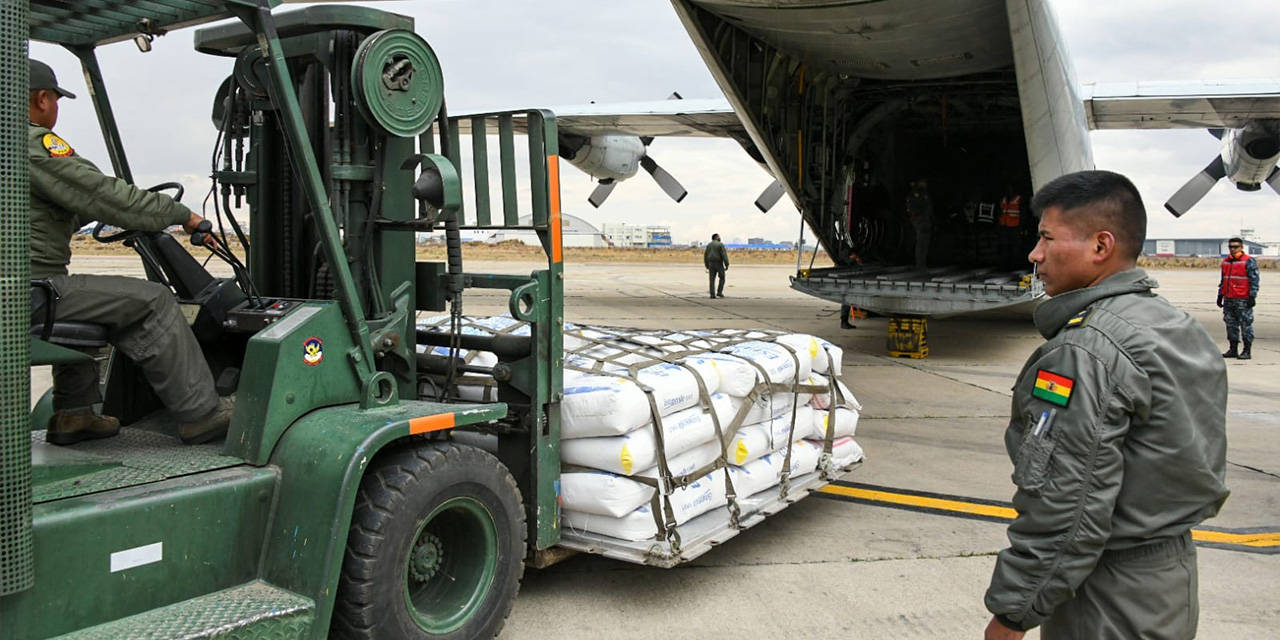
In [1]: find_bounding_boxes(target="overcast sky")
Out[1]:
[31,0,1279,246]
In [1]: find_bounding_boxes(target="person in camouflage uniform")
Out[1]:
[1216,236,1259,360]
[27,59,233,445]
[983,171,1228,640]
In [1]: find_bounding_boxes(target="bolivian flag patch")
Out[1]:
[1033,369,1074,407]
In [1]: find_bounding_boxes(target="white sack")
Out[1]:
[774,334,824,379]
[812,406,860,439]
[722,341,805,386]
[829,436,865,468]
[813,337,843,375]
[561,471,656,518]
[695,353,759,397]
[561,375,651,438]
[560,394,733,475]
[634,441,723,481]
[726,406,815,466]
[808,375,861,411]
[728,439,823,498]
[562,472,727,541]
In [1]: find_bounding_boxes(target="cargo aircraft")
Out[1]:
[464,0,1279,317]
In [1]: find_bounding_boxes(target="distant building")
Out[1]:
[601,223,673,248]
[483,213,608,248]
[748,237,767,245]
[1142,238,1266,257]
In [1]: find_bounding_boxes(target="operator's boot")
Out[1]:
[46,408,121,446]
[1238,341,1252,360]
[1222,340,1239,358]
[178,396,235,445]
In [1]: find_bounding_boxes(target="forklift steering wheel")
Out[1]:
[92,182,186,243]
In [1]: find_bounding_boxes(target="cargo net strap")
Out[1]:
[560,325,850,546]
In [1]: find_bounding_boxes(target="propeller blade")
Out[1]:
[640,155,688,203]
[1267,166,1280,195]
[1208,128,1226,140]
[588,180,618,209]
[1164,156,1227,217]
[667,92,683,100]
[754,180,786,213]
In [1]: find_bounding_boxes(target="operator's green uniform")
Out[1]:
[704,240,728,297]
[985,268,1229,639]
[28,124,220,421]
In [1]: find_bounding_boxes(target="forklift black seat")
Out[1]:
[29,282,109,349]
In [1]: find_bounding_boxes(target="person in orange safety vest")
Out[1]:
[1217,237,1260,359]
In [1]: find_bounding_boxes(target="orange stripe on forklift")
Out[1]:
[548,155,563,263]
[409,413,455,434]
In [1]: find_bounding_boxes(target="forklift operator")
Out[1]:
[27,58,233,446]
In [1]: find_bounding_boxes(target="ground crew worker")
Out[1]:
[704,233,729,298]
[27,58,234,446]
[1217,236,1259,360]
[906,178,932,271]
[983,170,1228,640]
[998,185,1022,269]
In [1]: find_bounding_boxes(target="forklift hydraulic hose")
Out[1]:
[415,329,532,359]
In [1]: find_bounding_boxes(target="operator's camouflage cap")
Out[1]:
[29,59,76,99]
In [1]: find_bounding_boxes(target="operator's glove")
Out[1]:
[1216,294,1224,308]
[1248,296,1256,308]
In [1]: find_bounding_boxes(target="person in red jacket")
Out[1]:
[1217,237,1260,359]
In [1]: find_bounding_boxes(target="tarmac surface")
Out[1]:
[43,257,1279,639]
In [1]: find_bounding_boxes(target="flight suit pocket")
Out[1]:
[1013,423,1056,495]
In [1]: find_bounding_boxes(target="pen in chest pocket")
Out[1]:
[1033,408,1058,437]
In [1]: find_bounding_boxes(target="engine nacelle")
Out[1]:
[1224,121,1280,191]
[561,135,645,183]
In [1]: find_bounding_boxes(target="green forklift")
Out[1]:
[2,2,566,638]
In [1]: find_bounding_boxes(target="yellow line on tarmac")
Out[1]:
[819,483,1280,550]
[819,484,1018,520]
[1191,529,1280,547]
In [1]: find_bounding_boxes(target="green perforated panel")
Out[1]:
[0,0,34,597]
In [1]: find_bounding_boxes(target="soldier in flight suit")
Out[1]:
[27,59,233,445]
[704,233,729,298]
[983,171,1229,640]
[1216,236,1259,360]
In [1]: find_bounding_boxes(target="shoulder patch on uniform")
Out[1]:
[42,133,74,158]
[1033,369,1074,407]
[1065,307,1093,329]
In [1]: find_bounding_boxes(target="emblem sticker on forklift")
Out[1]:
[110,542,162,573]
[303,337,324,366]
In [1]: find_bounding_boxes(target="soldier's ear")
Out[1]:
[1094,231,1117,261]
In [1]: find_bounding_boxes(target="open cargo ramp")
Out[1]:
[793,264,1044,317]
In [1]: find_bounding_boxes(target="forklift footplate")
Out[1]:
[32,425,243,503]
[53,581,314,640]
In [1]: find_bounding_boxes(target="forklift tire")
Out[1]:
[332,442,526,640]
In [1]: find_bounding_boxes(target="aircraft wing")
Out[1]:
[1082,80,1280,130]
[453,99,740,137]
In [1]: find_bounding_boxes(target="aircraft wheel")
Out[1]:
[332,442,525,639]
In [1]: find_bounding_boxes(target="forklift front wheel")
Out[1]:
[332,442,526,639]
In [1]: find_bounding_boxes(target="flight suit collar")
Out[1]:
[1034,268,1157,338]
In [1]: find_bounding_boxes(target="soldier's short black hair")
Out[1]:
[1228,237,1244,245]
[712,233,720,241]
[1031,170,1146,260]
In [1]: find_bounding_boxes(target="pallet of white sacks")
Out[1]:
[416,317,866,566]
